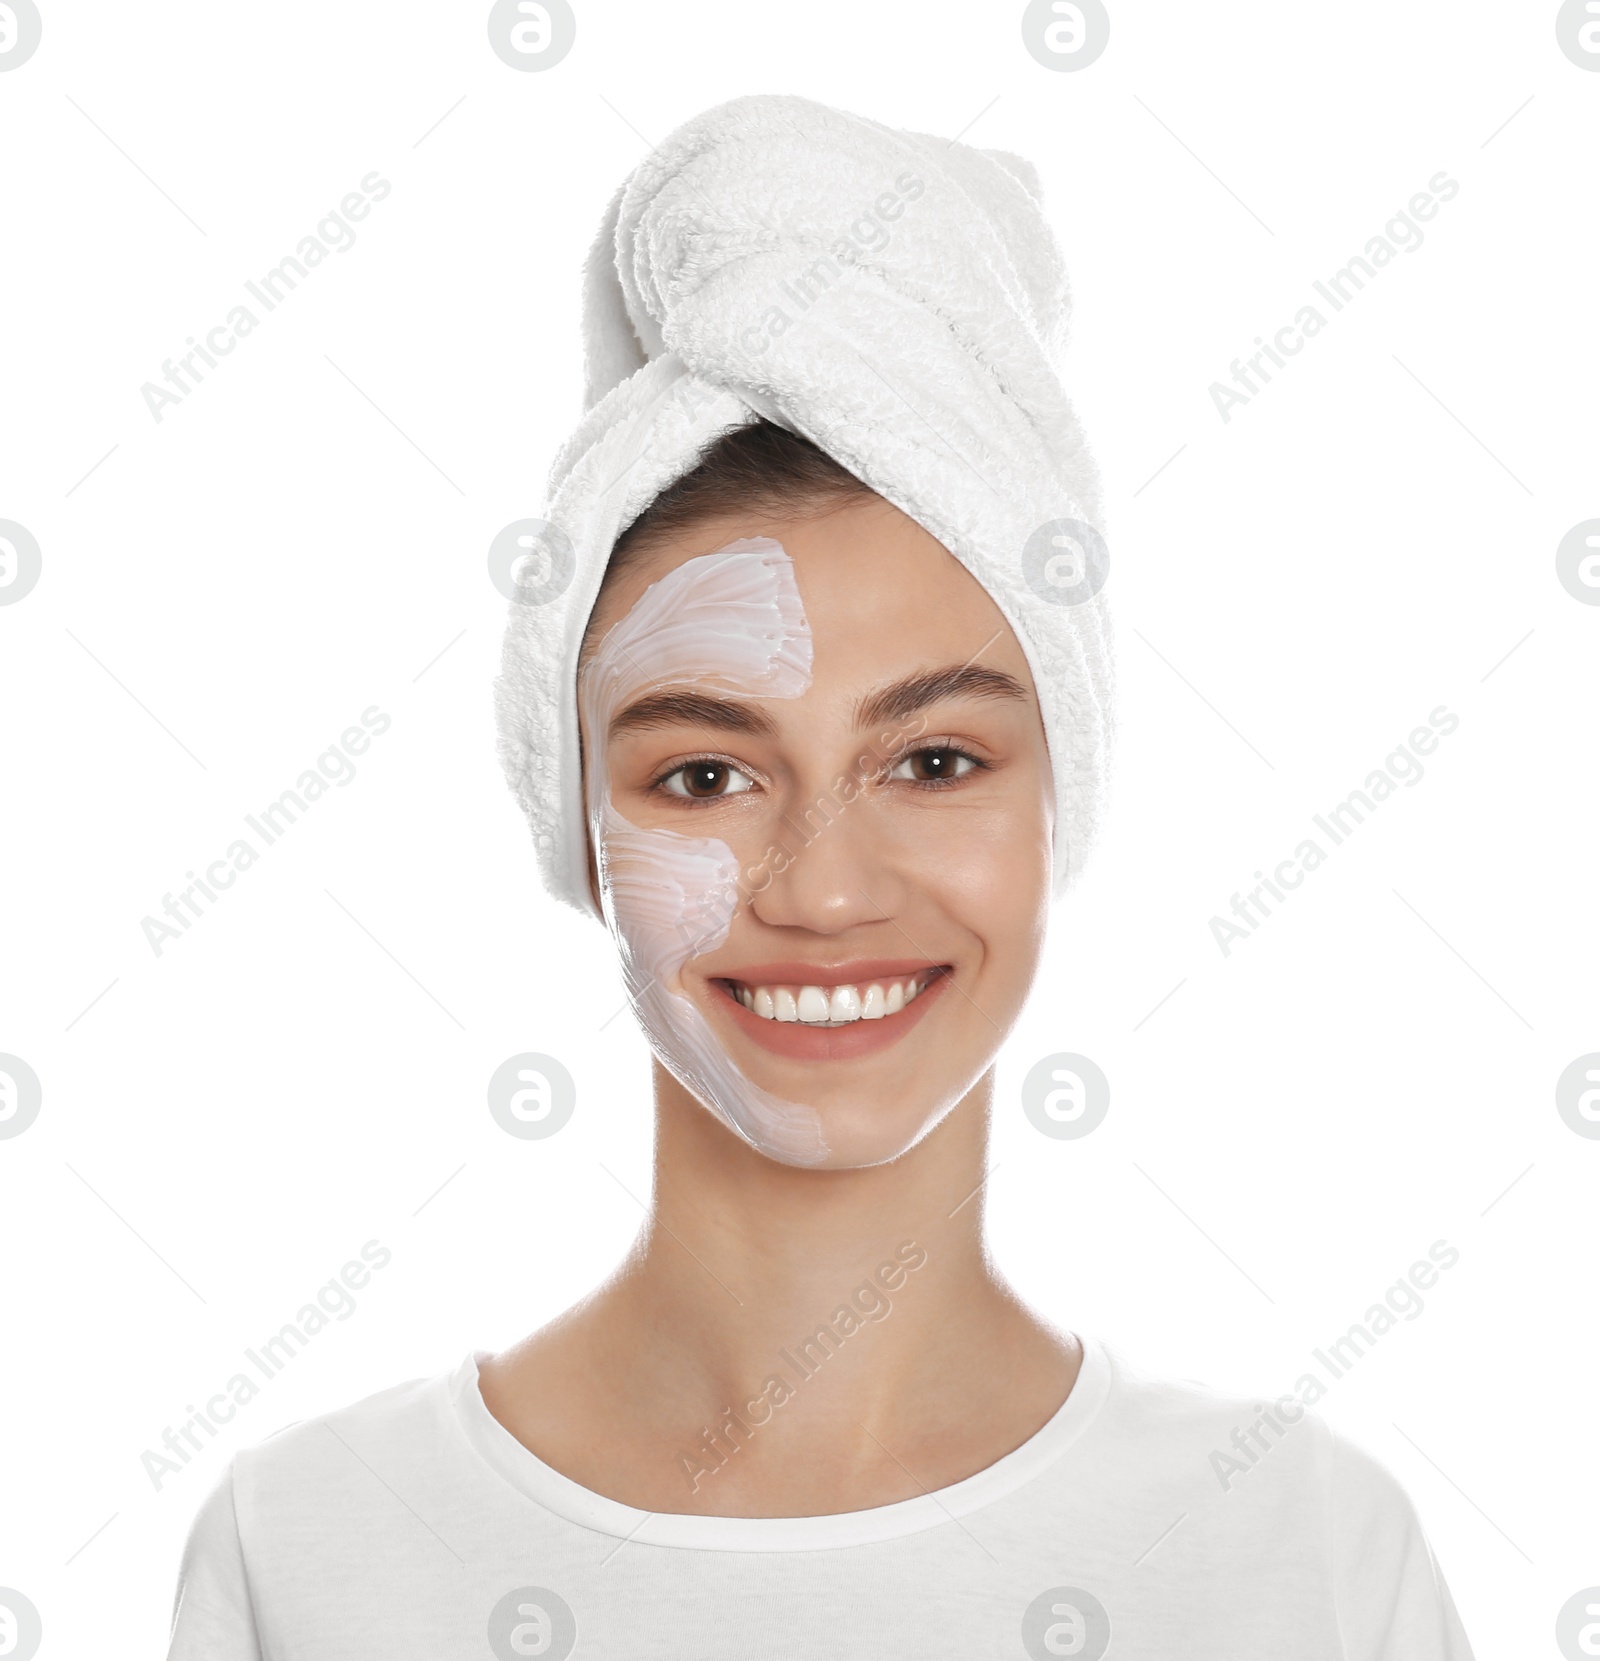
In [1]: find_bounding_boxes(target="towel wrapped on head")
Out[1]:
[494,92,1114,921]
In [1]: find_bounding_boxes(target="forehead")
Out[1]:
[585,494,1033,698]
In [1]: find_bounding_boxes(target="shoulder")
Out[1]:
[1089,1339,1334,1480]
[1081,1341,1475,1656]
[168,1459,259,1660]
[168,1364,466,1655]
[226,1360,465,1508]
[172,1358,473,1564]
[1091,1340,1422,1514]
[181,1360,472,1561]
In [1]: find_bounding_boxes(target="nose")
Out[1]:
[746,780,910,935]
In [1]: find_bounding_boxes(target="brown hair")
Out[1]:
[579,419,873,661]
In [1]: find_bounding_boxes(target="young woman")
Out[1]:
[167,96,1476,1659]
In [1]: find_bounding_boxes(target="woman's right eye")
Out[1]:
[655,759,758,801]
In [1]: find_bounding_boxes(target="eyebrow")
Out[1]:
[608,688,778,743]
[606,663,1030,745]
[855,664,1030,733]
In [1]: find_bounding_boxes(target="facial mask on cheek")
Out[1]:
[578,536,828,1164]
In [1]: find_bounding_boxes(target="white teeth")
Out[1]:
[727,972,940,1025]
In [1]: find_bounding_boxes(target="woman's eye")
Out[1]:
[887,745,982,785]
[657,760,757,800]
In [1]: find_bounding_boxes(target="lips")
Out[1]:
[704,959,953,1062]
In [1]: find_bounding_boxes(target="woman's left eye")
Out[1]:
[656,759,758,800]
[886,745,984,785]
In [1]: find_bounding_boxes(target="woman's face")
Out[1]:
[577,492,1054,1170]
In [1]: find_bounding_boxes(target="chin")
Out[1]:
[787,1094,963,1170]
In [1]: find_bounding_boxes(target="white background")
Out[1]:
[1,3,1596,1655]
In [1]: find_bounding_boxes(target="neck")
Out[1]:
[598,1062,1047,1435]
[482,1060,1081,1514]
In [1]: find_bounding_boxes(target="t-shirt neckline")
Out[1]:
[448,1331,1111,1552]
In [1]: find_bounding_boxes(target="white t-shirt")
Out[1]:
[165,1334,1476,1658]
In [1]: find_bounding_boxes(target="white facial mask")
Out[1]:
[578,536,829,1164]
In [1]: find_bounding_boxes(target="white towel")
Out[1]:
[494,92,1114,921]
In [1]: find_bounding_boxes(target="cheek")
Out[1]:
[597,816,744,977]
[919,780,1052,966]
[939,811,1049,922]
[597,766,779,902]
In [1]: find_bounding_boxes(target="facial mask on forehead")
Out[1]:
[578,536,830,1165]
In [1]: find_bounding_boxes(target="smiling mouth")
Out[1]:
[714,967,950,1027]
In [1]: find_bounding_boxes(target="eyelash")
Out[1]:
[647,741,992,803]
[647,755,748,802]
